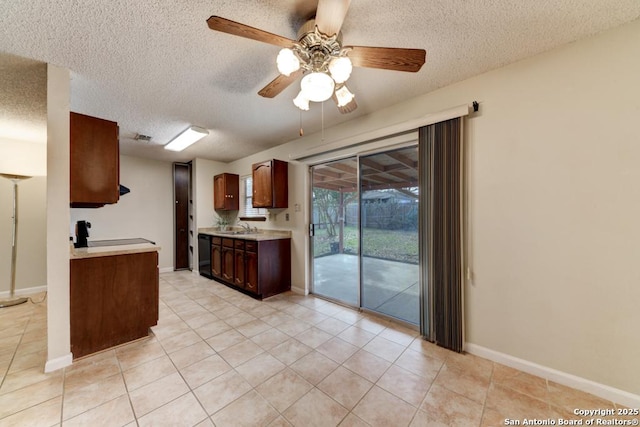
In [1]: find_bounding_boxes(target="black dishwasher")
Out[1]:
[197,234,213,278]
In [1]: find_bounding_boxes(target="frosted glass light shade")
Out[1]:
[334,85,355,107]
[328,57,352,84]
[276,48,300,76]
[164,126,209,151]
[293,91,310,110]
[300,72,335,102]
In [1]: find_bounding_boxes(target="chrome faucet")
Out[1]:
[238,221,251,232]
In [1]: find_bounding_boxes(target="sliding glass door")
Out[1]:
[310,145,420,326]
[310,158,360,306]
[360,146,419,324]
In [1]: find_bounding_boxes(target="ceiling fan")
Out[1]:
[207,0,426,114]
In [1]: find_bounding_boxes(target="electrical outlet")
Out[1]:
[285,213,290,221]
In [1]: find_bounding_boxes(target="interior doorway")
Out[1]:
[310,145,420,326]
[173,162,191,270]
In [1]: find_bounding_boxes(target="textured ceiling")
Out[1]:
[0,52,47,145]
[1,1,639,163]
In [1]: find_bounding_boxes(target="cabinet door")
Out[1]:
[252,161,273,208]
[234,248,245,288]
[214,173,239,211]
[211,244,222,278]
[70,112,120,207]
[213,174,226,210]
[221,247,234,282]
[245,250,259,294]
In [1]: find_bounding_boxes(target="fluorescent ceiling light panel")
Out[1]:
[164,126,208,151]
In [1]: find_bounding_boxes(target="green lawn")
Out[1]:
[314,226,418,264]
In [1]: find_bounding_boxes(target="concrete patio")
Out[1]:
[312,254,419,325]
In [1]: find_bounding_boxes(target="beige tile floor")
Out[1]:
[0,271,629,426]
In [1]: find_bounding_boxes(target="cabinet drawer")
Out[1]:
[222,238,234,248]
[211,237,222,246]
[234,240,245,250]
[245,241,257,252]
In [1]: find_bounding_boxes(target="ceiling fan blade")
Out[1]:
[315,0,351,36]
[258,69,304,98]
[207,16,295,48]
[346,46,426,72]
[332,93,357,114]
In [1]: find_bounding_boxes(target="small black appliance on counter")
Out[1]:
[74,220,91,248]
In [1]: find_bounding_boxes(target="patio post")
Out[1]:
[339,189,344,253]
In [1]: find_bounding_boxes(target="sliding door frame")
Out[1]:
[308,157,361,309]
[308,139,422,330]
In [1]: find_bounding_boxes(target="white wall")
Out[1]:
[70,155,174,270]
[46,64,72,371]
[0,61,47,295]
[0,175,47,294]
[192,19,640,397]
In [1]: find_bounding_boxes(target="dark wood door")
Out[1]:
[70,112,119,207]
[245,249,259,294]
[211,243,222,278]
[234,248,245,288]
[213,174,225,210]
[252,160,287,208]
[173,163,190,270]
[252,161,272,208]
[221,246,234,282]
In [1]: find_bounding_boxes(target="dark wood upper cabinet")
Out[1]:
[70,112,120,208]
[252,159,288,209]
[214,173,239,211]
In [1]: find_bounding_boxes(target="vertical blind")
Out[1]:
[419,117,464,352]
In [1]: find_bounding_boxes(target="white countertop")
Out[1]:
[70,242,160,259]
[198,228,292,241]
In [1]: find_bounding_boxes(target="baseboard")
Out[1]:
[0,285,47,299]
[159,267,175,273]
[291,285,307,295]
[465,343,640,408]
[44,353,72,373]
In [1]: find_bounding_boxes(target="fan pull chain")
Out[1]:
[321,101,325,142]
[299,109,304,136]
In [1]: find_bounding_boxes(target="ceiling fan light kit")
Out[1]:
[293,91,310,111]
[206,0,426,114]
[300,71,335,102]
[334,85,355,107]
[276,48,301,76]
[328,56,352,84]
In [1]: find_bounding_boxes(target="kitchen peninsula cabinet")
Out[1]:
[198,230,291,299]
[214,173,239,211]
[70,112,120,208]
[252,159,288,209]
[70,247,159,359]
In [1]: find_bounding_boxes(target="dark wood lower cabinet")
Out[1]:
[234,240,245,288]
[203,236,290,299]
[221,239,234,282]
[211,238,222,278]
[245,249,259,294]
[70,251,159,359]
